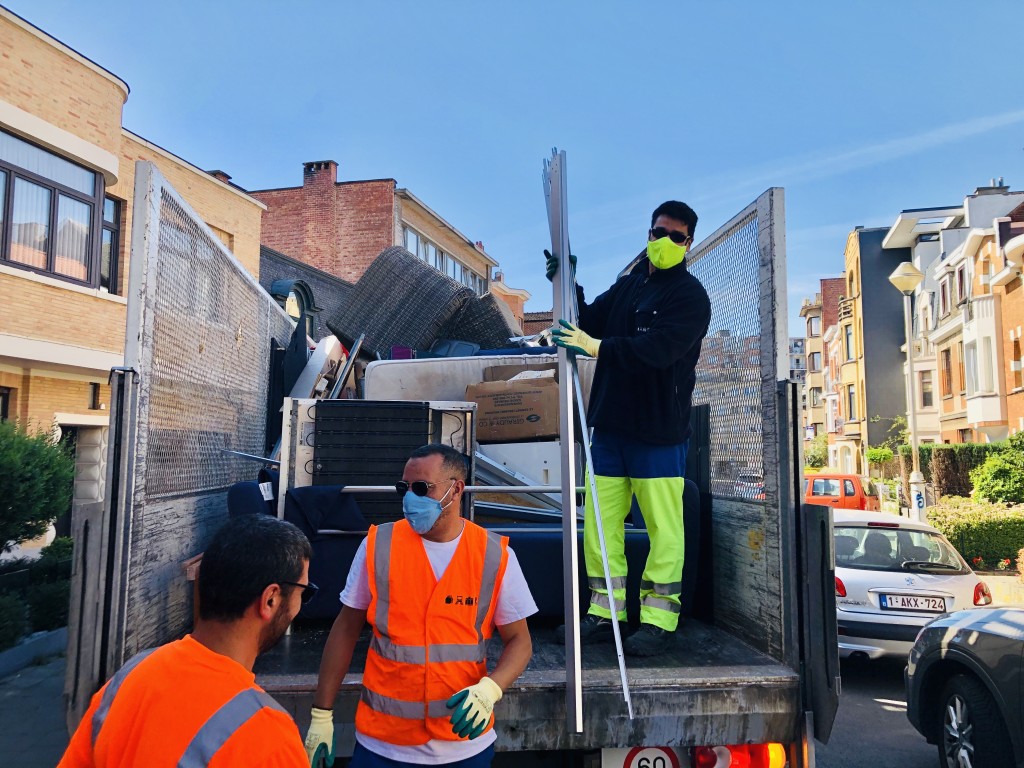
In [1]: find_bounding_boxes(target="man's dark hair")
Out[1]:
[651,201,698,238]
[198,515,312,621]
[408,444,469,481]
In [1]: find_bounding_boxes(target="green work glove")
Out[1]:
[550,319,601,358]
[446,676,502,740]
[544,249,577,281]
[304,707,334,766]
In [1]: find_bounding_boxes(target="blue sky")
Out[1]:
[11,1,1024,336]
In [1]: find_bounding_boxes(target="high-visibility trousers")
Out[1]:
[584,429,687,632]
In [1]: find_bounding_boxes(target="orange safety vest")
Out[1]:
[57,636,307,768]
[356,519,509,745]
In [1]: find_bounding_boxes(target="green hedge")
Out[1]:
[0,593,28,651]
[927,497,1024,567]
[900,441,1007,497]
[27,580,69,632]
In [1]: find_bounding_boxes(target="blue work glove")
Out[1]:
[544,249,577,281]
[550,319,601,358]
[446,676,502,739]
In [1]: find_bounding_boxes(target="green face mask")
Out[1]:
[647,237,688,270]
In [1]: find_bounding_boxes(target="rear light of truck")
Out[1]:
[974,581,992,606]
[835,577,846,597]
[692,743,786,768]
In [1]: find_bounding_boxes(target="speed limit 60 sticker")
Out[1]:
[601,746,682,768]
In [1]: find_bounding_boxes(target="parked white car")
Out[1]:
[833,509,992,660]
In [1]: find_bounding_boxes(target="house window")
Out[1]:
[810,387,822,407]
[957,428,972,443]
[956,266,966,303]
[402,224,485,295]
[89,383,101,411]
[957,340,965,393]
[964,342,977,397]
[0,387,9,421]
[939,279,950,317]
[808,352,821,371]
[0,130,103,286]
[808,316,821,337]
[847,384,857,421]
[940,349,953,396]
[844,325,854,361]
[101,197,120,293]
[920,370,934,408]
[1014,339,1023,390]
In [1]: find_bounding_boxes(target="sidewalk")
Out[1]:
[0,654,68,767]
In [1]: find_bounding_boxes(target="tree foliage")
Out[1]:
[805,432,829,468]
[866,445,894,465]
[927,496,1024,566]
[0,420,75,552]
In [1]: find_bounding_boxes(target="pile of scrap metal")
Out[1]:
[327,245,528,358]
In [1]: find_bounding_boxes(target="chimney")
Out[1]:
[475,240,485,251]
[975,177,1009,195]
[303,160,338,187]
[207,170,232,184]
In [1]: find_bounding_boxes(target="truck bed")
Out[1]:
[255,617,800,754]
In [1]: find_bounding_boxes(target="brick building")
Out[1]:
[0,7,265,517]
[996,203,1024,433]
[250,161,510,303]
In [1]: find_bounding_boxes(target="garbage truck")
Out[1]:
[64,160,839,767]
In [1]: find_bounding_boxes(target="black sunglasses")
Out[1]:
[395,480,435,497]
[650,226,691,245]
[281,581,319,604]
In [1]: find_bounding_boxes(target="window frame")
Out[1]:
[100,196,121,294]
[920,369,934,408]
[0,130,104,288]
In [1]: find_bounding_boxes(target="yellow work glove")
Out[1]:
[550,319,600,358]
[446,676,502,739]
[304,707,334,766]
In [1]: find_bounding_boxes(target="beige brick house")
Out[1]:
[0,7,265,513]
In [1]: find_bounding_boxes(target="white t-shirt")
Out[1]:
[340,526,538,764]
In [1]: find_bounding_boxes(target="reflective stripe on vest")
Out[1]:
[359,689,453,720]
[91,649,157,747]
[177,688,288,767]
[370,523,502,654]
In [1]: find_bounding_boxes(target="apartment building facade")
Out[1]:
[995,204,1024,433]
[799,277,844,449]
[838,228,911,472]
[0,8,265,509]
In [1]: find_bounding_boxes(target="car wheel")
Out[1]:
[936,674,1014,768]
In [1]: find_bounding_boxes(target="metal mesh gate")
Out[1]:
[99,161,293,669]
[688,190,787,504]
[685,188,792,657]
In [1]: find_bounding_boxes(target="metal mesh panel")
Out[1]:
[143,193,294,496]
[688,213,765,498]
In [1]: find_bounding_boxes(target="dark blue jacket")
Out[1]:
[577,256,710,445]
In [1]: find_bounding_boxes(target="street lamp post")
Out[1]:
[889,262,927,521]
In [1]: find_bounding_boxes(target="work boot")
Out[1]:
[623,623,674,657]
[556,614,620,645]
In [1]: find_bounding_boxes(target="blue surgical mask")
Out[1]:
[402,481,456,534]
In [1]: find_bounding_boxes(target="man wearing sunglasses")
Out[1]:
[59,515,312,767]
[547,200,711,657]
[305,444,537,767]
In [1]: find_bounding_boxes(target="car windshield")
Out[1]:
[833,525,968,573]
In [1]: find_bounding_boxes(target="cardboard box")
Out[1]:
[482,362,558,383]
[466,376,559,443]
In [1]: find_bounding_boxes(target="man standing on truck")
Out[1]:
[304,444,537,767]
[547,200,711,657]
[58,515,312,767]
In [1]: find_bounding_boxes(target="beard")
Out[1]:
[258,603,293,655]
